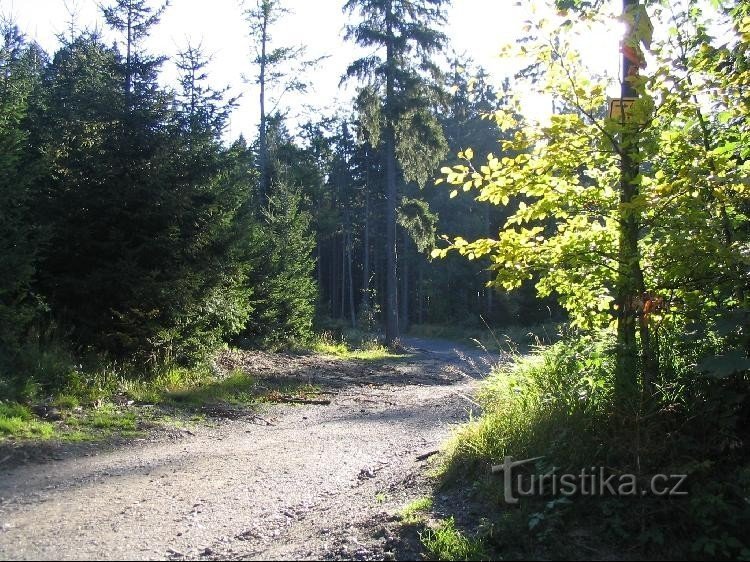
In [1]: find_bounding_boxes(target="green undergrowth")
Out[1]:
[309,329,407,360]
[0,402,55,440]
[0,400,146,442]
[1,362,315,444]
[420,517,488,561]
[423,331,750,560]
[407,322,560,354]
[396,497,487,560]
[399,496,434,525]
[0,329,389,444]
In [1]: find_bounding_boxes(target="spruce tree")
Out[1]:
[241,116,318,347]
[243,186,316,348]
[343,0,449,345]
[0,23,45,358]
[161,43,255,361]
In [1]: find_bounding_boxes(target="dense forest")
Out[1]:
[0,0,749,559]
[0,0,553,392]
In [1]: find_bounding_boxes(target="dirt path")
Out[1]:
[0,338,500,561]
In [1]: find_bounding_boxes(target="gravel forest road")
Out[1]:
[0,338,500,561]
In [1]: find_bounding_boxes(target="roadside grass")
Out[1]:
[424,337,626,560]
[420,517,487,561]
[428,331,750,560]
[0,401,145,442]
[166,369,319,407]
[0,403,55,439]
[438,337,613,478]
[0,327,367,444]
[407,322,560,355]
[0,363,318,444]
[309,331,407,361]
[399,496,433,525]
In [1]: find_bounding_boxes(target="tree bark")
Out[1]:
[258,4,269,207]
[383,0,399,345]
[346,228,356,328]
[615,0,655,399]
[125,6,132,107]
[361,186,371,312]
[484,204,493,318]
[417,263,424,325]
[400,228,409,333]
[341,231,346,320]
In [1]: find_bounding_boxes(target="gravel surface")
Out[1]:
[0,337,501,561]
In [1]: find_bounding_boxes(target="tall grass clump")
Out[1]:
[438,329,750,560]
[443,335,615,476]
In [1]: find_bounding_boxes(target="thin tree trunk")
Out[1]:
[125,8,132,107]
[258,7,269,207]
[484,205,493,318]
[362,188,370,310]
[384,0,399,345]
[400,229,409,333]
[316,200,323,302]
[418,263,424,325]
[346,228,356,328]
[341,232,346,320]
[329,238,336,318]
[615,0,653,399]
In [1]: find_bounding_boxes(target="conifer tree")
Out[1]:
[343,0,450,344]
[0,23,45,357]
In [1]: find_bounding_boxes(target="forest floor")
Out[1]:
[0,337,502,561]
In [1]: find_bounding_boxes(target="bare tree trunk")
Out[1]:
[384,0,399,345]
[361,188,370,310]
[125,7,132,107]
[346,228,356,328]
[332,236,339,319]
[484,205,493,318]
[417,263,424,325]
[400,229,409,333]
[258,6,269,206]
[341,232,346,320]
[316,200,323,302]
[615,0,654,399]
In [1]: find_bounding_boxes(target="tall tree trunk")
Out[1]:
[615,0,654,399]
[384,0,399,345]
[484,205,493,318]
[418,263,424,325]
[341,232,346,320]
[125,8,132,107]
[346,228,356,328]
[361,187,370,310]
[329,238,336,318]
[316,201,323,304]
[258,6,269,207]
[400,229,409,333]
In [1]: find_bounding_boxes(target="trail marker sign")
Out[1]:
[608,97,637,122]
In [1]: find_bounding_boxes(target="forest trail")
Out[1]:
[0,339,501,561]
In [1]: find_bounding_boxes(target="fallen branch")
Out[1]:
[273,396,331,406]
[416,449,440,461]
